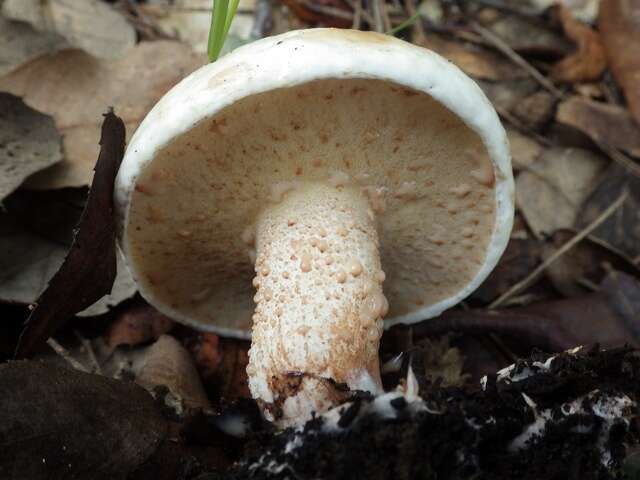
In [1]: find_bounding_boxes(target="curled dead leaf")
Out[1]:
[550,5,607,83]
[15,112,125,358]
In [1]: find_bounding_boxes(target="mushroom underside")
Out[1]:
[125,77,497,337]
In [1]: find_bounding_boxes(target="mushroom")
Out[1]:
[114,28,514,426]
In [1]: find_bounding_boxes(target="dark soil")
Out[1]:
[214,346,640,480]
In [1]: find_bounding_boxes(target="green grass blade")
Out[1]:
[223,0,241,38]
[386,9,421,36]
[208,0,230,62]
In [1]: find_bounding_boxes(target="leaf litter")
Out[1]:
[2,0,136,60]
[0,16,67,77]
[0,41,203,188]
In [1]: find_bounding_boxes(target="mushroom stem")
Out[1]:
[247,182,388,426]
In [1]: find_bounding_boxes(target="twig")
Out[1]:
[380,0,392,32]
[351,0,362,29]
[494,292,544,308]
[577,277,600,292]
[489,189,629,309]
[489,333,518,362]
[387,9,422,35]
[592,138,640,179]
[47,338,91,373]
[343,0,375,27]
[405,0,425,42]
[496,106,554,147]
[470,21,564,99]
[74,330,103,375]
[372,0,385,32]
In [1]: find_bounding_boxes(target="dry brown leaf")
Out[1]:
[542,229,640,297]
[599,0,640,127]
[507,129,544,170]
[471,237,543,303]
[515,147,607,236]
[0,41,204,189]
[134,335,212,413]
[577,164,640,260]
[0,17,67,77]
[417,34,526,81]
[2,0,135,60]
[485,14,572,57]
[279,0,351,28]
[187,334,251,401]
[0,93,62,200]
[511,91,557,131]
[556,96,640,156]
[478,78,539,111]
[0,361,167,480]
[551,5,607,83]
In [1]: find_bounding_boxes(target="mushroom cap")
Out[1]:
[115,28,514,339]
